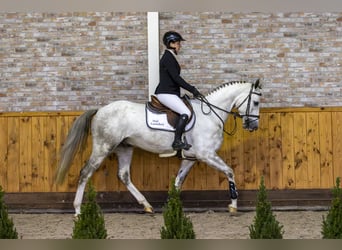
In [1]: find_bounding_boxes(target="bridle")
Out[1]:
[196,83,261,136]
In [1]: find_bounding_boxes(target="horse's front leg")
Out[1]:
[198,152,238,213]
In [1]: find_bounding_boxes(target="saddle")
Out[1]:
[146,95,195,130]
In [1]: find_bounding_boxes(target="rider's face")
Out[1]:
[169,41,181,54]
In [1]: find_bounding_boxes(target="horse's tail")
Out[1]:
[55,109,98,185]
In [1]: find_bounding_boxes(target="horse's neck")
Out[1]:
[205,83,250,120]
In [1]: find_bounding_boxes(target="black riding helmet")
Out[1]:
[163,31,186,48]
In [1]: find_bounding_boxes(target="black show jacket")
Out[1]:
[155,50,196,97]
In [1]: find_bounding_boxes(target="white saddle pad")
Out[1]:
[145,109,195,132]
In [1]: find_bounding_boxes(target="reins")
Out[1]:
[196,95,240,136]
[195,83,260,136]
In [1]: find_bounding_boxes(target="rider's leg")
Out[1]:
[172,114,191,150]
[156,94,192,150]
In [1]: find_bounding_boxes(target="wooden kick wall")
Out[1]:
[0,107,341,194]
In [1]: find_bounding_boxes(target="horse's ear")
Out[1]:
[254,79,261,89]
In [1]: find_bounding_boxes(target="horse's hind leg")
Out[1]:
[174,160,196,189]
[73,152,107,215]
[115,145,153,213]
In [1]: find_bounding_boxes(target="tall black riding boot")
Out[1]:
[172,114,192,151]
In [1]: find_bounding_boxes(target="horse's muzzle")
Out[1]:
[243,118,259,131]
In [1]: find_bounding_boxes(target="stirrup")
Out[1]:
[172,141,192,151]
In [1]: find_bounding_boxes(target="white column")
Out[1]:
[147,12,160,100]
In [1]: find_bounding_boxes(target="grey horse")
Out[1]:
[55,80,262,215]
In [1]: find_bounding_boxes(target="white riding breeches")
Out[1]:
[156,94,191,117]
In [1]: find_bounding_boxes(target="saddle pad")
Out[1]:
[146,110,176,132]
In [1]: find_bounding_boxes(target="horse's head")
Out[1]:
[235,79,262,131]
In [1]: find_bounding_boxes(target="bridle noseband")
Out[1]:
[196,83,261,136]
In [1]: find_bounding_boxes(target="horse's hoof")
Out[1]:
[228,204,237,213]
[144,207,154,214]
[73,214,80,221]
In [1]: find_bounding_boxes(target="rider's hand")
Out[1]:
[193,88,204,98]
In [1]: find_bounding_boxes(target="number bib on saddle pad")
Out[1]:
[145,95,195,132]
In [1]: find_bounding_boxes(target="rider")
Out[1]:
[155,31,202,151]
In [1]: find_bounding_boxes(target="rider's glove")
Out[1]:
[193,88,204,98]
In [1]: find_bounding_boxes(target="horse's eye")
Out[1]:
[254,101,259,106]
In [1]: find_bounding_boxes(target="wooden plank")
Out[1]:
[306,112,321,188]
[0,117,8,189]
[55,115,70,192]
[293,113,308,189]
[319,112,334,188]
[7,117,20,192]
[149,153,166,191]
[40,117,48,191]
[206,163,222,190]
[19,116,32,192]
[142,150,167,191]
[243,129,258,189]
[332,112,342,181]
[31,117,45,191]
[256,113,271,188]
[193,161,207,190]
[43,116,57,192]
[157,156,170,191]
[108,153,119,191]
[268,113,283,189]
[142,151,155,191]
[93,165,107,192]
[280,112,295,189]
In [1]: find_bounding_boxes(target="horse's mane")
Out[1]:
[207,80,249,96]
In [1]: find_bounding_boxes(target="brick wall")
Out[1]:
[160,12,342,108]
[0,12,148,111]
[1,12,342,111]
